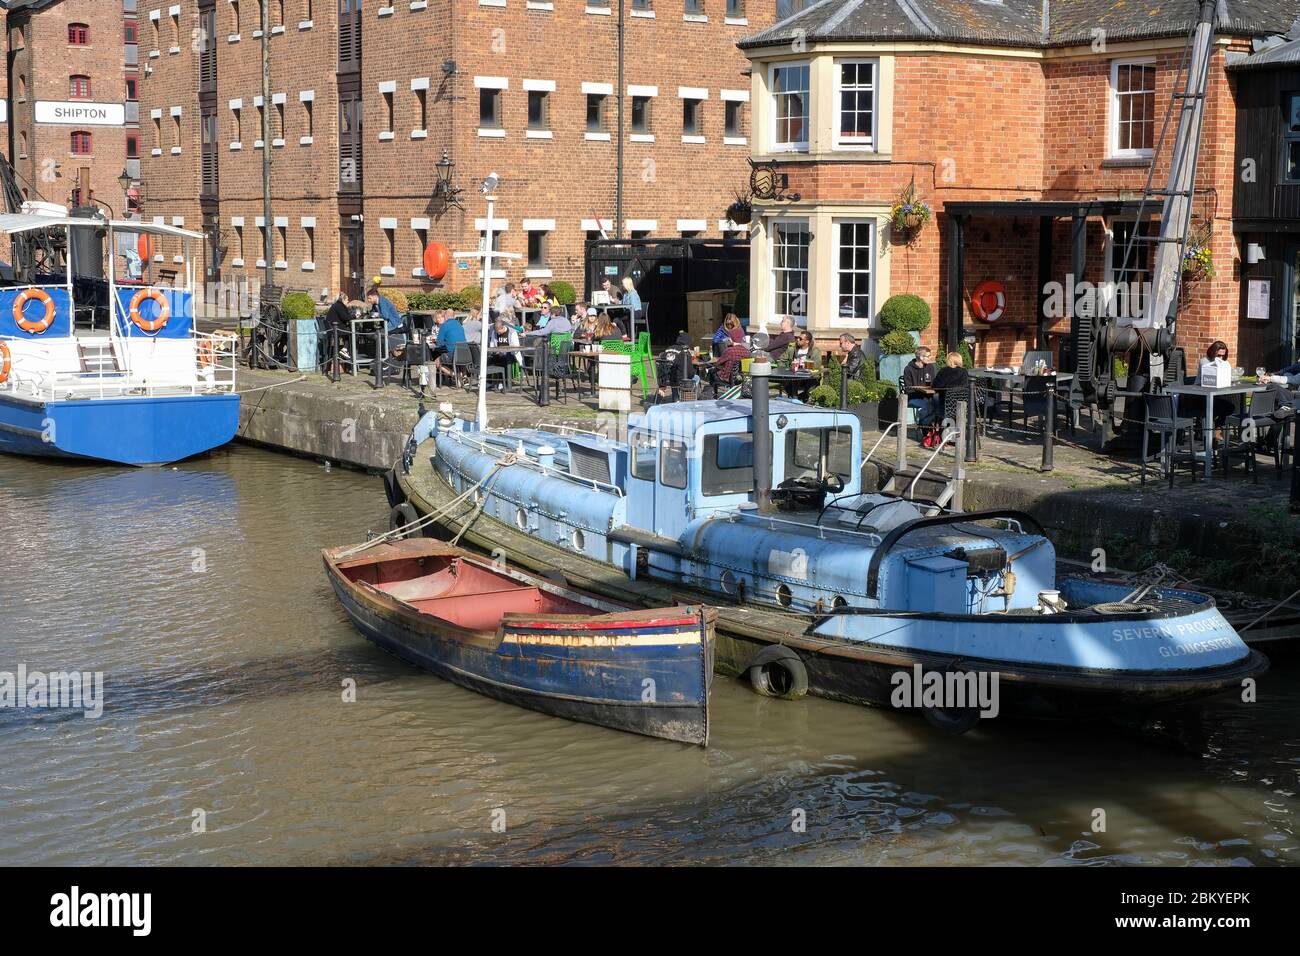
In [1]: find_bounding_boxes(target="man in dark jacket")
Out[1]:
[837,333,866,381]
[903,345,938,442]
[762,317,797,359]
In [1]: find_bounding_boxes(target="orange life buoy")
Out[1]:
[971,280,1007,323]
[13,287,56,334]
[0,340,10,383]
[422,242,450,281]
[129,288,170,333]
[198,338,214,367]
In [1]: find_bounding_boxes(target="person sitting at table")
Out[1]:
[837,332,867,381]
[712,313,745,350]
[1198,341,1239,437]
[932,350,971,429]
[779,330,821,372]
[486,316,523,391]
[431,309,467,382]
[763,317,798,360]
[322,291,354,376]
[525,303,572,338]
[713,340,751,395]
[621,277,643,323]
[367,286,406,357]
[593,311,621,340]
[462,307,483,346]
[493,282,519,317]
[538,284,561,308]
[903,345,939,446]
[600,277,622,304]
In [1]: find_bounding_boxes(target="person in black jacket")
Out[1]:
[837,333,866,381]
[322,293,355,376]
[903,346,938,444]
[932,351,970,430]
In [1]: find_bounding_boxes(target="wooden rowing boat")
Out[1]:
[322,539,715,745]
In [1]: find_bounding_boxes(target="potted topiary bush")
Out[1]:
[879,293,931,347]
[281,291,317,320]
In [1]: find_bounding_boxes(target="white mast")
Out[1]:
[452,172,520,430]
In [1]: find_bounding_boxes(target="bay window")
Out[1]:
[834,220,874,323]
[770,62,809,152]
[834,59,875,149]
[771,219,809,323]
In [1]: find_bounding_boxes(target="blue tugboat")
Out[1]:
[390,365,1266,728]
[0,213,239,466]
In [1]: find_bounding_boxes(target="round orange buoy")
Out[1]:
[129,288,170,333]
[423,242,450,281]
[137,234,155,262]
[971,280,1007,323]
[13,287,56,334]
[0,340,10,383]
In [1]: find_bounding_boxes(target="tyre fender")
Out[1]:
[383,468,405,509]
[389,502,419,537]
[746,645,809,700]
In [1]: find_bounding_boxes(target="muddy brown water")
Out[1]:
[0,445,1296,865]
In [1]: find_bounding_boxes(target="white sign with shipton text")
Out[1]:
[34,101,126,126]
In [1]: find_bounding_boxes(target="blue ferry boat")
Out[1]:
[390,370,1266,728]
[0,213,239,465]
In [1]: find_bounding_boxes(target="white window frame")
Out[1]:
[833,58,877,151]
[770,217,810,325]
[1109,57,1156,160]
[831,219,876,327]
[769,61,810,153]
[1102,217,1157,322]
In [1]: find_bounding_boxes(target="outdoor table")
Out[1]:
[765,368,819,399]
[968,369,1074,429]
[1166,381,1264,480]
[482,344,526,394]
[571,349,603,391]
[348,316,387,378]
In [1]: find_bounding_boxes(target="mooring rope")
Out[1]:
[333,452,520,561]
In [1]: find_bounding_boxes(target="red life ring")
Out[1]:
[423,242,450,281]
[13,287,56,334]
[971,280,1007,323]
[129,288,171,333]
[0,340,10,383]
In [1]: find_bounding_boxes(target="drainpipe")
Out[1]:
[615,0,624,239]
[751,357,773,512]
[260,0,272,292]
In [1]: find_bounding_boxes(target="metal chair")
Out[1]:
[1019,376,1053,432]
[1142,393,1200,486]
[436,341,474,388]
[1226,388,1280,482]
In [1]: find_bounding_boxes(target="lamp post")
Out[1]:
[477,173,499,428]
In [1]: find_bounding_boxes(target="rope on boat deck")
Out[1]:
[332,453,521,561]
[1240,585,1300,632]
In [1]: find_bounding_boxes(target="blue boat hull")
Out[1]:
[0,392,240,465]
[324,542,713,745]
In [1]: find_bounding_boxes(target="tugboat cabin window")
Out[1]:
[701,433,754,496]
[661,440,688,489]
[631,431,656,481]
[784,427,853,484]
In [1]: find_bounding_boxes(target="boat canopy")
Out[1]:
[0,213,203,241]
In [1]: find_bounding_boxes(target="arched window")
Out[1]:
[68,23,90,45]
[70,75,91,99]
[70,131,93,155]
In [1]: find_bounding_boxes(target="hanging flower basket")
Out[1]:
[1182,245,1215,282]
[890,182,931,237]
[726,199,753,226]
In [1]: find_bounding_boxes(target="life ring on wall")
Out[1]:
[970,280,1007,323]
[13,287,56,334]
[129,288,171,333]
[422,242,450,281]
[0,340,11,383]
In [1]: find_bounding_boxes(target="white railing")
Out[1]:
[0,330,237,403]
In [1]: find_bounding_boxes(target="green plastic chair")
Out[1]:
[599,339,654,400]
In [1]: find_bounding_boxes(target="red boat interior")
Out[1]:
[340,553,594,630]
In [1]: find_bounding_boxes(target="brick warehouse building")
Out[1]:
[740,0,1300,372]
[2,0,140,219]
[135,0,779,305]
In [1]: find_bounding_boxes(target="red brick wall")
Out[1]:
[8,1,130,217]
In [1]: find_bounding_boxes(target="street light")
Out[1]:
[116,168,133,194]
[433,149,463,210]
[477,172,500,427]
